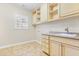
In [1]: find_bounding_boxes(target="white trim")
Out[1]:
[35,39,41,45]
[0,40,37,49]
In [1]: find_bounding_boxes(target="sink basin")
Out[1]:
[49,32,78,38]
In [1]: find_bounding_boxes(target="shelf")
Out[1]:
[53,6,58,11]
[48,3,59,20]
[32,7,41,24]
[32,11,36,15]
[49,10,58,20]
[32,18,61,26]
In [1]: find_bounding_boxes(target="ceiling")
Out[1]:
[18,3,42,11]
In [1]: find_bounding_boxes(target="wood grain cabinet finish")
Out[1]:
[62,44,79,56]
[60,3,79,17]
[48,3,60,21]
[41,36,50,55]
[32,8,40,24]
[32,3,79,25]
[50,40,61,56]
[50,36,79,56]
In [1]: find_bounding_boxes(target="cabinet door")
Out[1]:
[40,4,48,22]
[41,38,50,55]
[42,43,49,54]
[62,44,79,56]
[60,3,79,17]
[50,40,61,56]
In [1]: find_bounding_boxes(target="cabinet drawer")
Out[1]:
[42,39,49,44]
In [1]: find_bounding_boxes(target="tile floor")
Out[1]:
[0,41,46,56]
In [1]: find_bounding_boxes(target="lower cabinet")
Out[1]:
[50,37,79,56]
[41,36,50,55]
[42,44,49,54]
[50,40,61,56]
[42,36,79,56]
[62,44,79,56]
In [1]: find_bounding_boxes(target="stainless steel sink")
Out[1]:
[49,32,78,38]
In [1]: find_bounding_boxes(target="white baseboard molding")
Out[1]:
[0,40,37,49]
[35,39,41,44]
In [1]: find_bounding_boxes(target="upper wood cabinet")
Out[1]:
[60,3,79,17]
[40,4,48,23]
[40,3,60,22]
[32,8,40,24]
[32,3,79,25]
[48,3,60,21]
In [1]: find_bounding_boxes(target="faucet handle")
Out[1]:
[65,27,69,32]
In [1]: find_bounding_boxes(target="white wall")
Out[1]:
[36,16,79,40]
[0,4,36,46]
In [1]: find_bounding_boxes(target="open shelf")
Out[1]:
[32,8,41,24]
[48,3,59,21]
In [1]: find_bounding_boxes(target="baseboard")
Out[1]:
[35,39,41,44]
[0,40,37,49]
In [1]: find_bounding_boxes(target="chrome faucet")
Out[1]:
[65,26,69,33]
